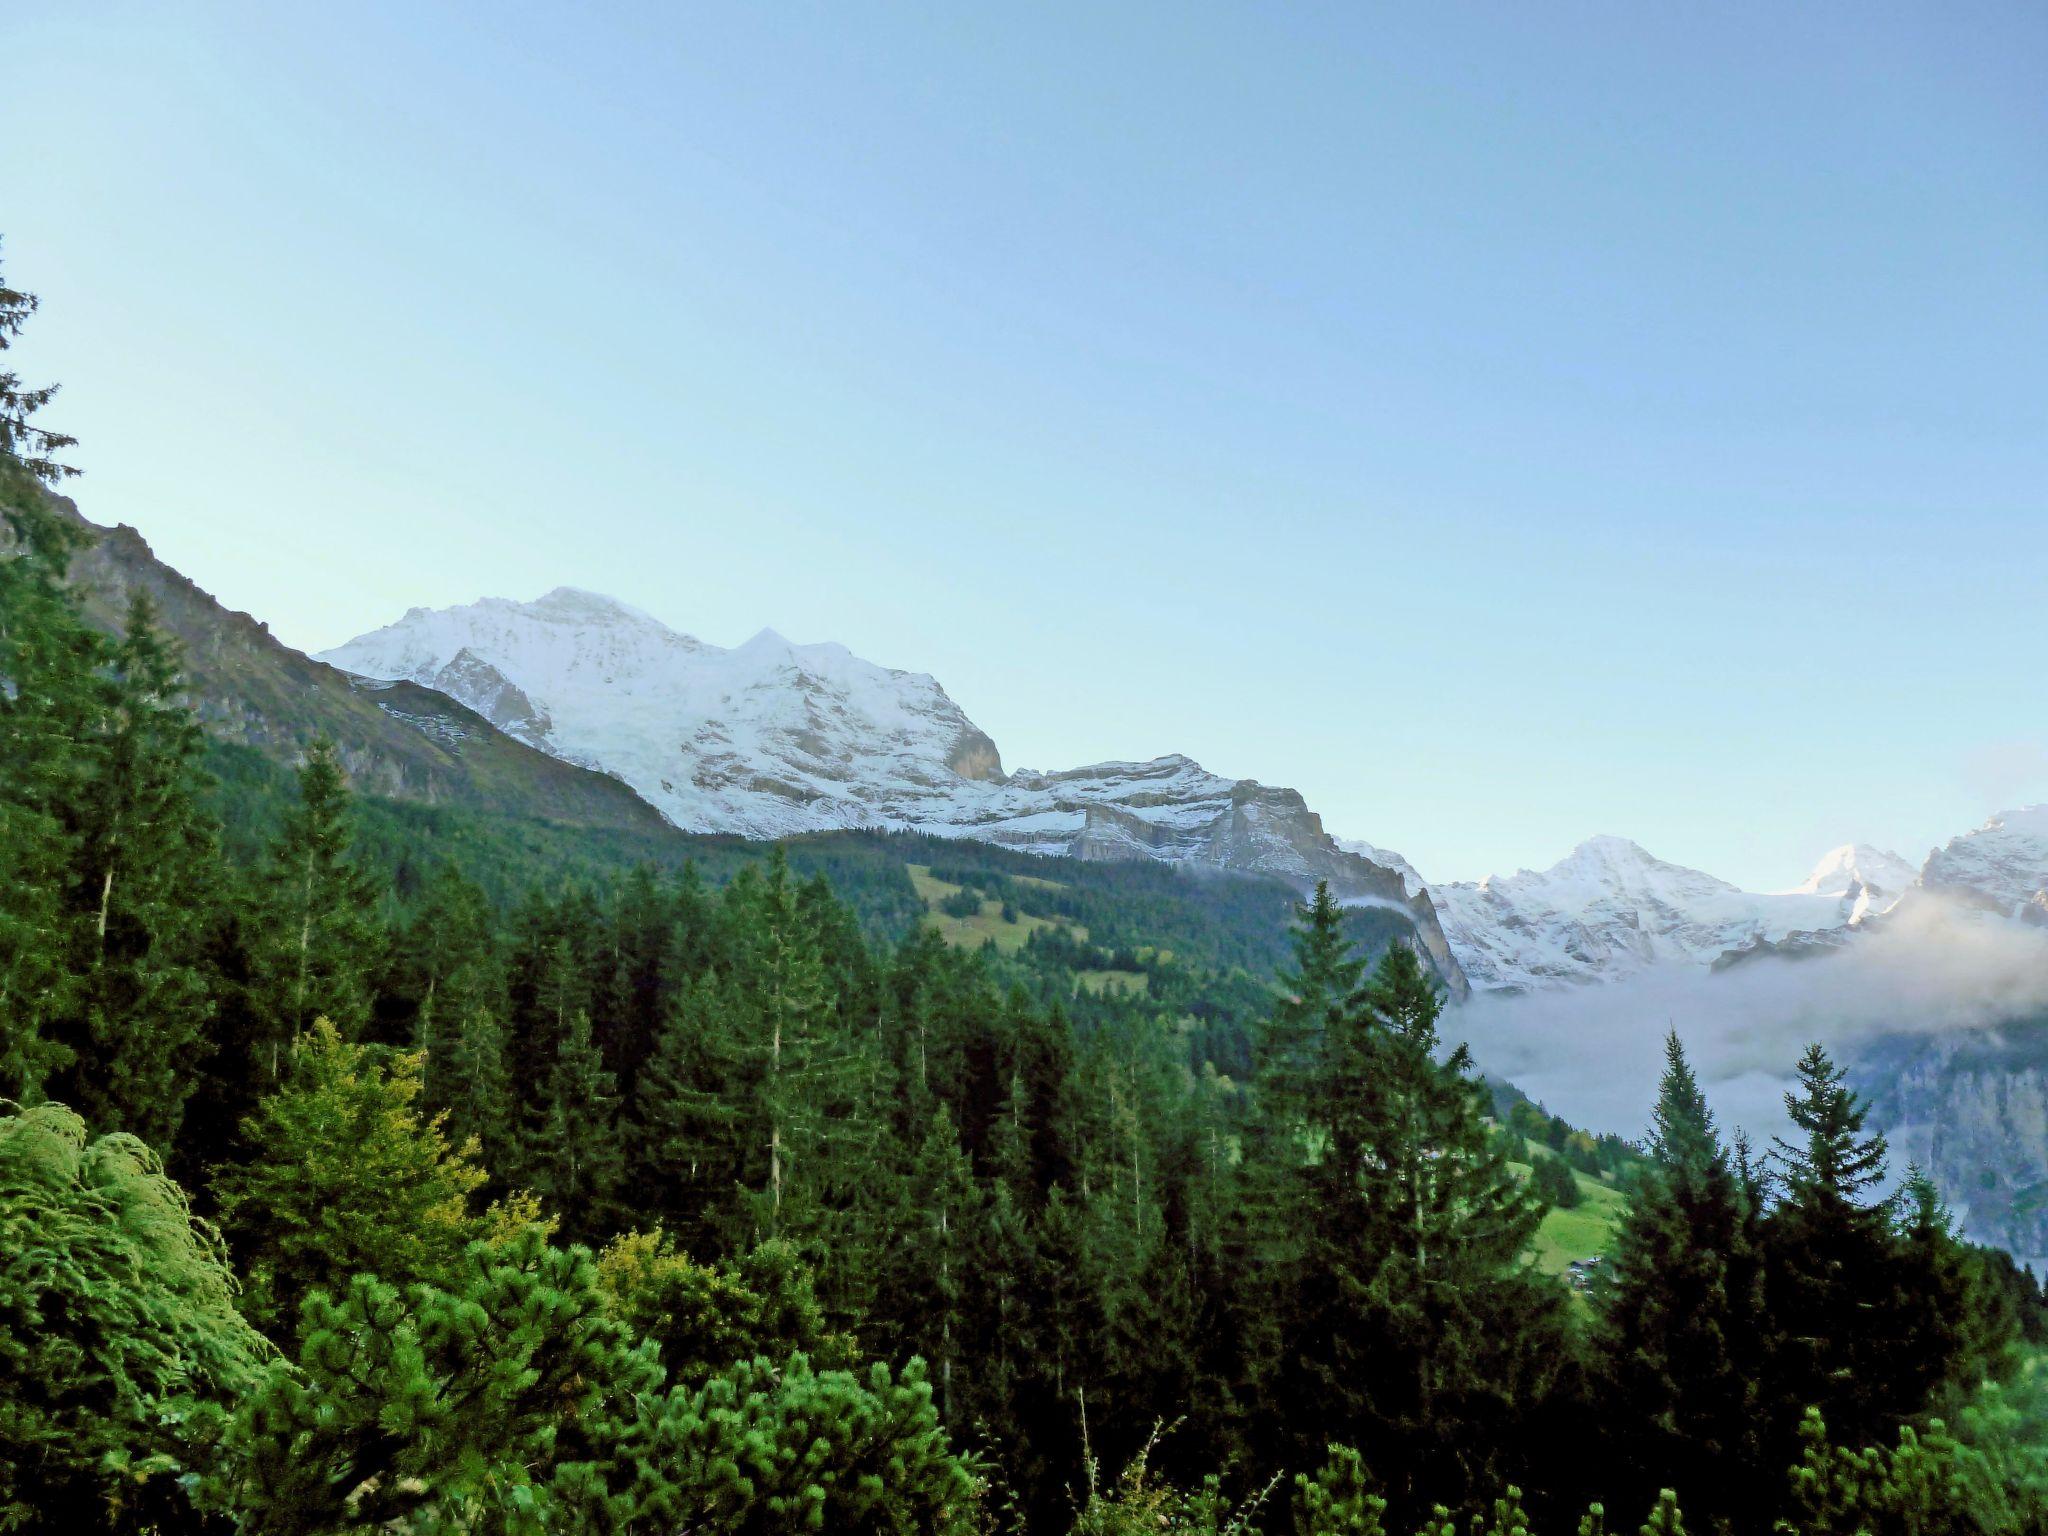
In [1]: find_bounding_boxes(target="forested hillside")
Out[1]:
[8,265,2048,1534]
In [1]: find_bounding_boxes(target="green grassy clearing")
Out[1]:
[906,864,1085,954]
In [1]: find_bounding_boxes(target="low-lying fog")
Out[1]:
[1450,897,2048,1148]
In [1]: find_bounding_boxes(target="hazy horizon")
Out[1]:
[6,2,2044,888]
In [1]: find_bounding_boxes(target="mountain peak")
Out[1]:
[1787,842,1917,899]
[528,587,664,626]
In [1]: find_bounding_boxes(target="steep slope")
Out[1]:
[1917,806,2048,923]
[28,494,671,833]
[1428,835,1855,993]
[321,591,1467,991]
[1787,843,1918,906]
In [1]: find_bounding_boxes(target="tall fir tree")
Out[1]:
[0,461,94,1103]
[1283,942,1557,1515]
[1598,1030,1764,1529]
[250,739,382,1077]
[633,968,752,1250]
[49,595,219,1147]
[434,1003,515,1182]
[529,1007,627,1242]
[1764,1042,1914,1451]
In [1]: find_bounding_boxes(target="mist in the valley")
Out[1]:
[1449,898,2048,1149]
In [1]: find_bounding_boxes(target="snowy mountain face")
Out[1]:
[1419,836,1875,994]
[1918,807,2048,924]
[1406,815,2048,995]
[1788,843,1920,905]
[319,591,1467,990]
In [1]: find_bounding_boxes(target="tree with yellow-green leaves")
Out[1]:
[213,1019,488,1336]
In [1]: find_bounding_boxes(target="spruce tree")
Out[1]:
[214,1019,489,1336]
[634,969,752,1247]
[0,251,96,1099]
[1598,1030,1762,1529]
[0,461,93,1103]
[0,244,78,484]
[435,1003,515,1179]
[49,594,219,1147]
[1764,1042,1912,1451]
[250,739,382,1074]
[1282,942,1556,1514]
[529,1007,627,1242]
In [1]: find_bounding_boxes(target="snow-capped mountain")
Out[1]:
[1918,806,2048,924]
[1420,835,1874,994]
[321,588,1005,835]
[1786,843,1920,906]
[1407,815,2048,995]
[319,590,1467,988]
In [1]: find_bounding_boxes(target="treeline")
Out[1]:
[7,263,2048,1534]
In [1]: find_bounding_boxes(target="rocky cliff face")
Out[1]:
[19,496,670,832]
[322,593,1467,992]
[1855,1021,2048,1268]
[1920,807,2048,924]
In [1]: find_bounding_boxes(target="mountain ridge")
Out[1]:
[319,588,1471,993]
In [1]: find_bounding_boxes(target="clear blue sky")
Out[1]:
[6,2,2044,887]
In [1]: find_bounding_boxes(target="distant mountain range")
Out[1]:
[317,588,1469,991]
[319,586,2048,1001]
[38,491,2046,1010]
[41,496,2048,1259]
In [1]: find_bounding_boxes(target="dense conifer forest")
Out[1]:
[8,259,2048,1534]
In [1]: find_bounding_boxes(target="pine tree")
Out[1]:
[1282,942,1556,1514]
[1598,1030,1762,1529]
[214,1019,489,1336]
[250,740,382,1075]
[0,244,78,484]
[49,594,219,1147]
[634,969,752,1247]
[435,1003,514,1178]
[0,460,94,1104]
[1764,1042,1913,1451]
[529,1008,627,1241]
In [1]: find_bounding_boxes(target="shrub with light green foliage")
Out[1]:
[194,1225,978,1535]
[0,1102,269,1533]
[1777,1403,2048,1536]
[1291,1445,1387,1535]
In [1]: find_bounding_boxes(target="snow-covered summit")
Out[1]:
[1919,807,2048,923]
[319,591,1001,836]
[1421,835,1858,993]
[1787,842,1919,901]
[319,590,1468,988]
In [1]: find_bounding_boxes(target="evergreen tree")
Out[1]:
[49,594,219,1147]
[214,1019,489,1335]
[198,1227,978,1536]
[634,969,753,1247]
[0,461,94,1105]
[1765,1042,1917,1451]
[0,244,77,484]
[435,1002,515,1178]
[1598,1030,1763,1529]
[1255,881,1365,1152]
[530,1007,627,1241]
[249,739,382,1074]
[1284,942,1557,1514]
